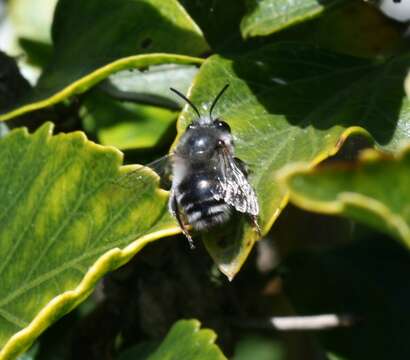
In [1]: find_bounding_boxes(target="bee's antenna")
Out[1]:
[209,84,229,119]
[170,88,201,119]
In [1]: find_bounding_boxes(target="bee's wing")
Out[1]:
[213,150,259,216]
[116,154,173,190]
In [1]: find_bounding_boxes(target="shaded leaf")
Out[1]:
[116,342,159,360]
[241,0,344,38]
[273,1,407,58]
[100,64,199,110]
[279,145,410,246]
[176,43,410,279]
[327,353,348,360]
[232,336,284,360]
[0,123,179,358]
[0,0,207,120]
[81,89,177,150]
[17,39,53,70]
[180,0,247,53]
[0,51,31,112]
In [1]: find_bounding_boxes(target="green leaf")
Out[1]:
[0,0,207,121]
[147,319,226,360]
[241,0,344,38]
[279,145,410,246]
[0,54,202,122]
[0,123,180,359]
[81,89,177,150]
[176,43,410,279]
[117,320,226,360]
[232,336,284,360]
[100,64,199,109]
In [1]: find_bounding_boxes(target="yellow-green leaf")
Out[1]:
[279,145,410,246]
[0,123,180,359]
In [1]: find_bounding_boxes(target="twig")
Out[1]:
[232,314,356,331]
[269,314,355,331]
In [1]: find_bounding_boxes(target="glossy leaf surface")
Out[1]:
[176,43,410,278]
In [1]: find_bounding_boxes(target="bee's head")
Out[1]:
[171,85,232,161]
[179,118,233,161]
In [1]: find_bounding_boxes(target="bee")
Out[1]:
[168,85,260,249]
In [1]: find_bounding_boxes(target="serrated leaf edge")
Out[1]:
[0,124,181,359]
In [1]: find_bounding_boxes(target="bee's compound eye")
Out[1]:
[214,120,231,132]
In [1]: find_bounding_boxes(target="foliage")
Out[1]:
[0,0,409,359]
[117,320,226,360]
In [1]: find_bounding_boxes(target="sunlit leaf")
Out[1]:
[176,43,410,279]
[0,123,179,359]
[147,320,226,360]
[100,64,199,109]
[117,319,226,360]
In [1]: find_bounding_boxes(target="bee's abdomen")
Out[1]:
[183,198,231,230]
[177,176,230,230]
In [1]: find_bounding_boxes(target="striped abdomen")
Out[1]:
[176,173,231,230]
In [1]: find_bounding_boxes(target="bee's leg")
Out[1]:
[170,192,195,249]
[249,215,261,237]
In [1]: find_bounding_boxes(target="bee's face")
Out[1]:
[178,119,233,161]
